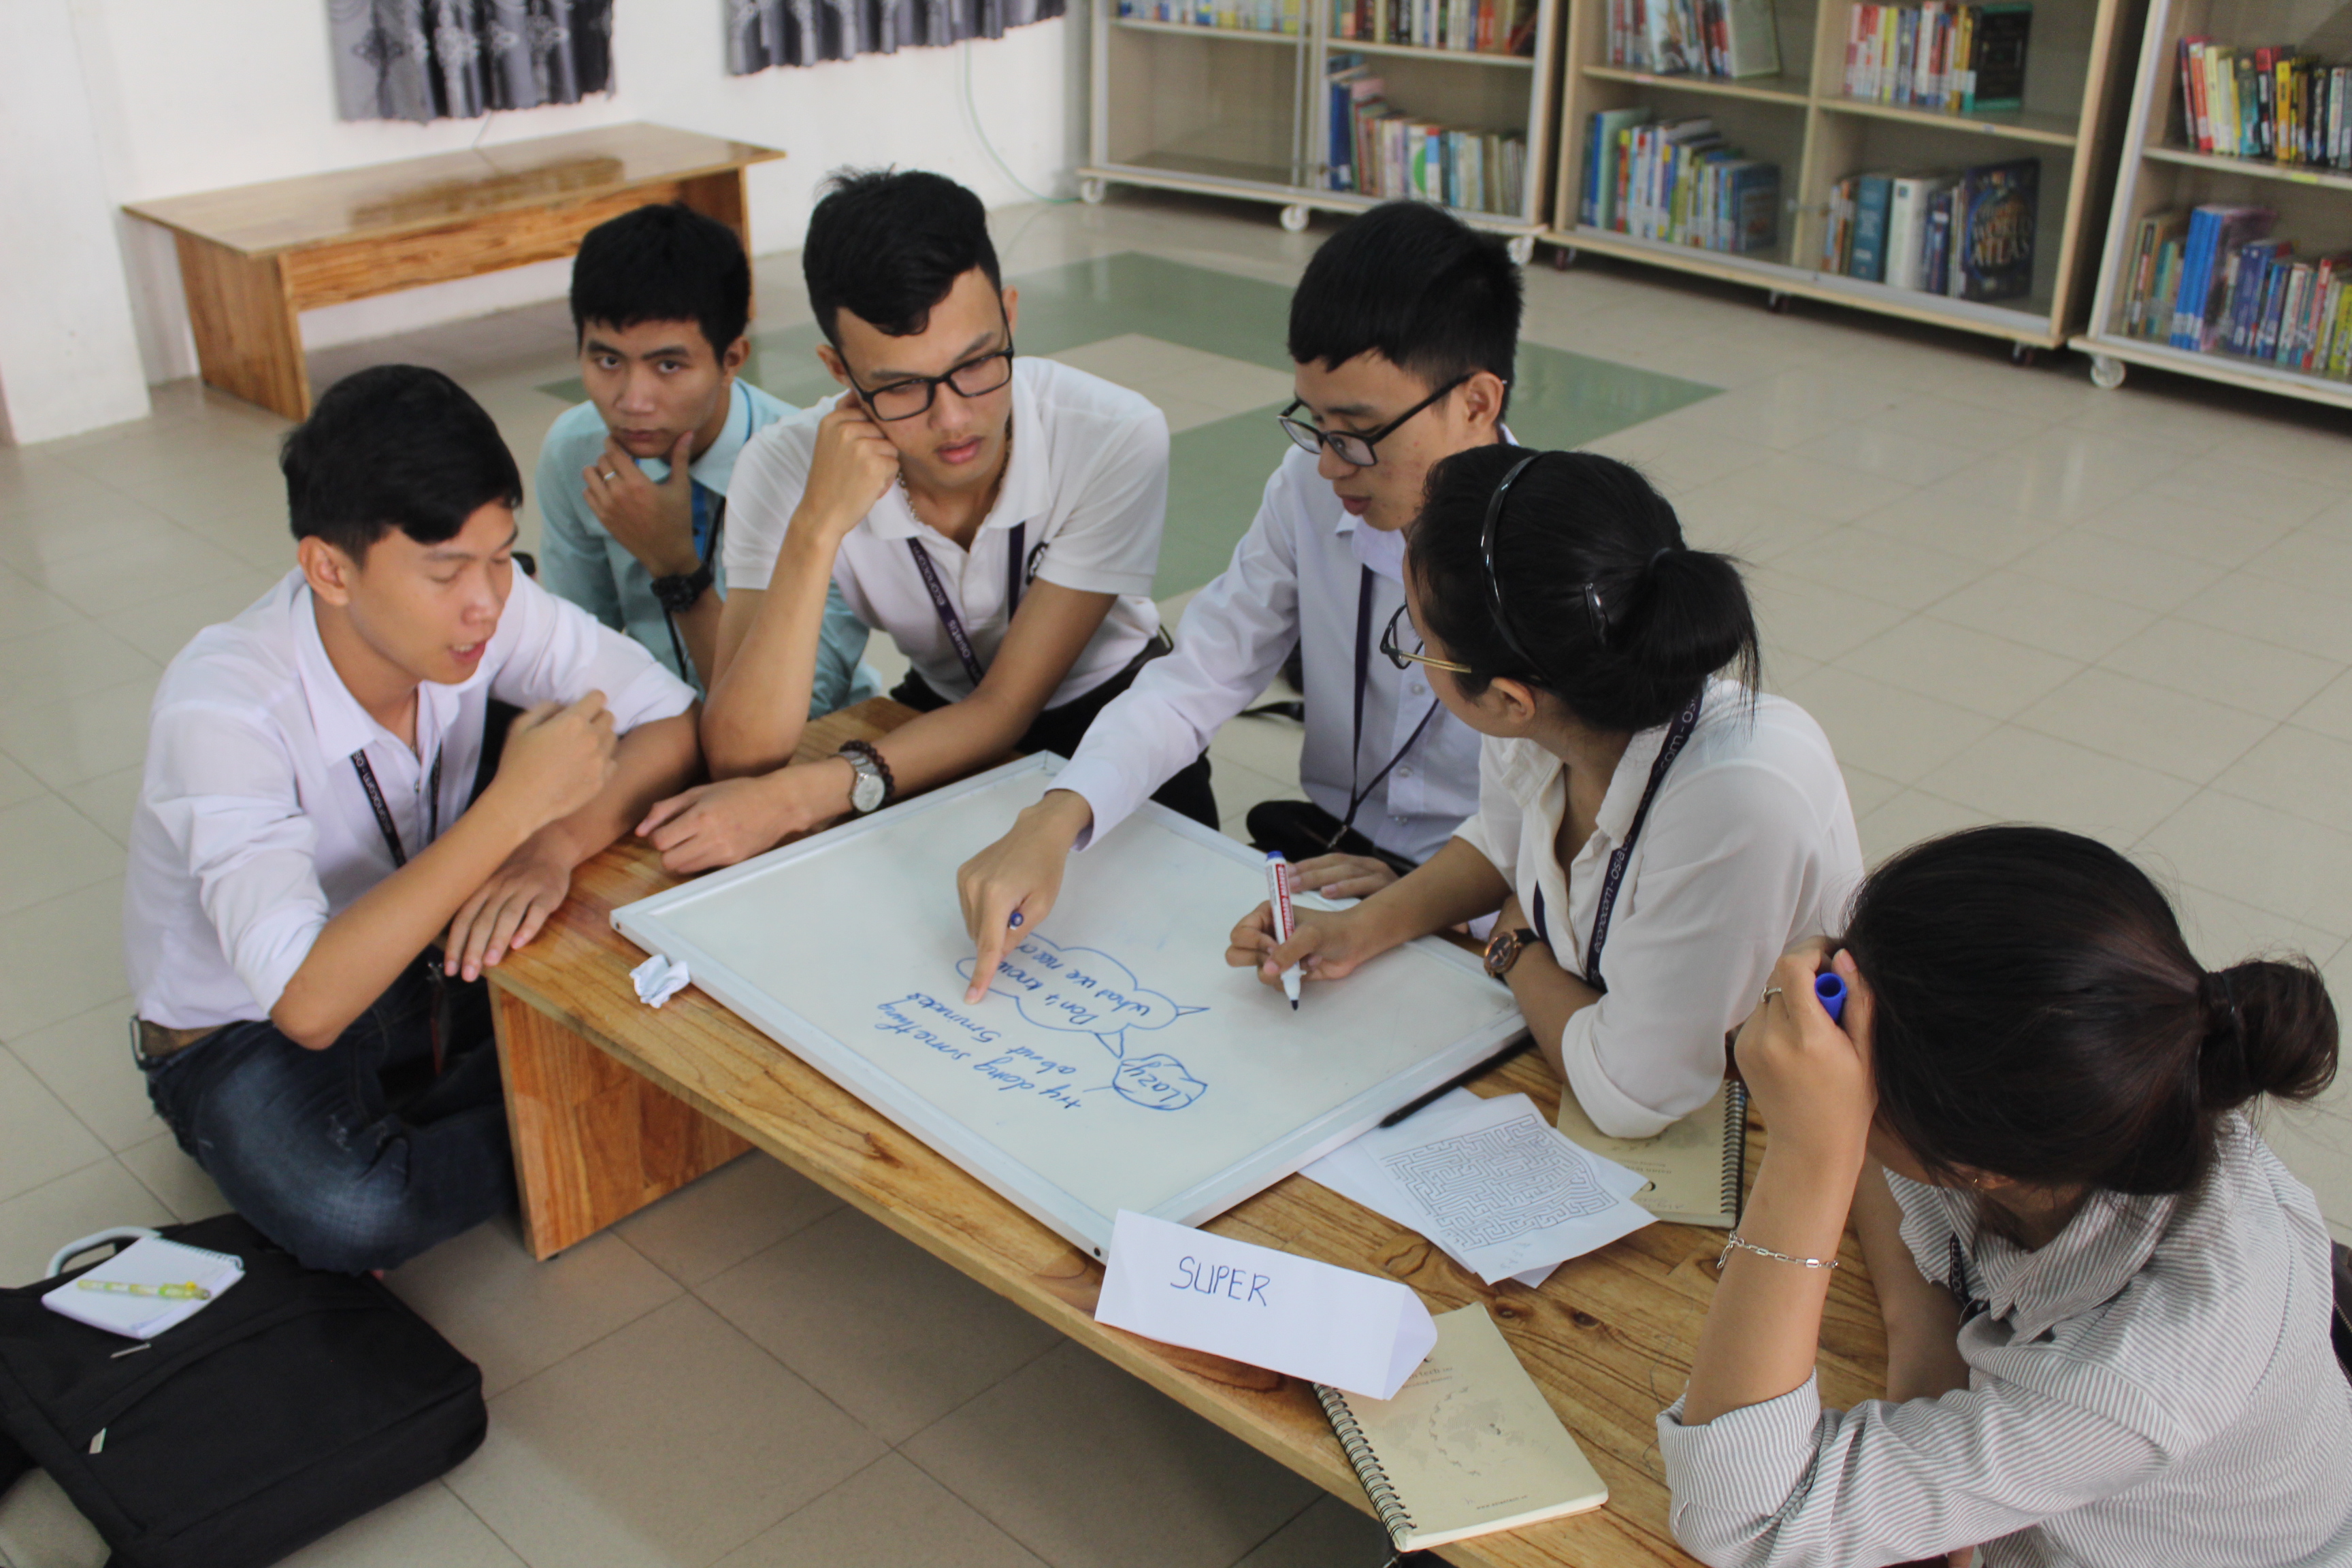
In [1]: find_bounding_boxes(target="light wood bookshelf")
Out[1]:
[2070,0,2352,406]
[1544,0,2144,352]
[1078,0,1564,256]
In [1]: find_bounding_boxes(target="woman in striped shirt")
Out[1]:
[1662,825,2352,1568]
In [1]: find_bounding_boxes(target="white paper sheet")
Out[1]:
[1094,1210,1438,1400]
[1305,1092,1653,1285]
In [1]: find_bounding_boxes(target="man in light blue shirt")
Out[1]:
[536,202,876,710]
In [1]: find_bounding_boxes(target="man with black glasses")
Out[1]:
[639,168,1209,872]
[955,201,1517,1000]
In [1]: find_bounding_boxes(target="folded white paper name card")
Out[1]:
[1094,1209,1438,1400]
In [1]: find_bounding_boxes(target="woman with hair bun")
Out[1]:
[1664,825,2352,1568]
[1229,445,1863,1137]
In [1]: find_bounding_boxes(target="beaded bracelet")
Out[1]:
[1718,1232,1841,1271]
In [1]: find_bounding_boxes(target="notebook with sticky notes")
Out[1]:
[1316,1303,1607,1552]
[1554,1079,1750,1228]
[42,1237,245,1339]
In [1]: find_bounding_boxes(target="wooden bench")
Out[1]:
[122,122,783,421]
[486,698,1893,1568]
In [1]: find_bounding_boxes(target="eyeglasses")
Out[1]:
[849,334,1017,421]
[1377,603,1472,674]
[1277,374,1472,468]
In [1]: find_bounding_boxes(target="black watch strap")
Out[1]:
[649,560,715,614]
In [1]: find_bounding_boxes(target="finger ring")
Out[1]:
[1761,985,1784,1002]
[598,470,619,482]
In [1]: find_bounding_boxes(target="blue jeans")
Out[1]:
[141,966,514,1273]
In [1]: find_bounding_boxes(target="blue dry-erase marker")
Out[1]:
[1814,970,1847,1024]
[1007,911,1024,930]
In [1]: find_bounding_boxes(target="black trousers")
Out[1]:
[1243,797,1419,877]
[891,632,1220,830]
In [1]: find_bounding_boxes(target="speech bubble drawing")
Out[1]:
[956,934,1209,1111]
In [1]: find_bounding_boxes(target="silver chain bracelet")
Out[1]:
[1718,1232,1841,1271]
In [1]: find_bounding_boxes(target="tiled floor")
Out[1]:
[2,190,2351,1568]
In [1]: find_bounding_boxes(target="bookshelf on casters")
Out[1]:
[1081,0,1565,256]
[2071,0,2352,405]
[1546,0,2145,358]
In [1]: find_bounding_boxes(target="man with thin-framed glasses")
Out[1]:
[957,201,1519,998]
[639,169,1211,872]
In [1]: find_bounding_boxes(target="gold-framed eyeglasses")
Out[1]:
[1377,603,1472,674]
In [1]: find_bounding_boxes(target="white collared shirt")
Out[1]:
[1053,442,1486,863]
[1659,1116,2352,1568]
[1454,681,1863,1137]
[125,569,696,1030]
[724,357,1167,709]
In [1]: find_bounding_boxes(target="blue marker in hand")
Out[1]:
[1814,970,1847,1025]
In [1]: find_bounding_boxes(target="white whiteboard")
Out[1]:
[612,755,1524,1258]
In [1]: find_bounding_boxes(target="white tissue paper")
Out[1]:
[630,953,691,1008]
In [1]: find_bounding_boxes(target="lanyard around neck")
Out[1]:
[1531,689,1705,992]
[351,747,443,868]
[1328,565,1441,850]
[906,520,1029,688]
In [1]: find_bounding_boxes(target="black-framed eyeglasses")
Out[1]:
[849,332,1017,421]
[1377,603,1472,674]
[1277,374,1472,468]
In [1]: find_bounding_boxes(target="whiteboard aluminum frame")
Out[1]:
[612,754,1526,1259]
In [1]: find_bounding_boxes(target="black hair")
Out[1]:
[1405,445,1760,734]
[1846,825,2339,1196]
[569,201,751,358]
[282,365,522,557]
[1288,201,1521,409]
[802,168,1000,346]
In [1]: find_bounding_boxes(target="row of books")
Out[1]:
[1332,0,1539,52]
[1116,0,1302,28]
[1326,57,1529,212]
[1603,0,1782,78]
[2176,42,2352,167]
[1818,159,2038,301]
[2119,208,2352,380]
[1842,2,2030,112]
[1579,111,1781,252]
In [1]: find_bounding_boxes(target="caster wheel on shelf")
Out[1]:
[1764,291,1790,314]
[1550,245,1578,271]
[2090,354,2126,390]
[2010,342,2040,368]
[1279,203,1311,233]
[1507,234,1536,265]
[1077,178,1106,206]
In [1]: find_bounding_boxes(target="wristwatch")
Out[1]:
[648,560,715,614]
[1483,926,1544,979]
[838,740,894,815]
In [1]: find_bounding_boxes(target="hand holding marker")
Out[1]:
[1264,852,1303,1011]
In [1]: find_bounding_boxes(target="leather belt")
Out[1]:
[133,1017,221,1063]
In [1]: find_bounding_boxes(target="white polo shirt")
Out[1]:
[1455,681,1863,1139]
[1054,441,1488,864]
[125,568,696,1032]
[725,357,1168,710]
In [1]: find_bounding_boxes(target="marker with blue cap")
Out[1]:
[1814,970,1847,1025]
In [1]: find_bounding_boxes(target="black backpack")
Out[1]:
[0,1213,486,1568]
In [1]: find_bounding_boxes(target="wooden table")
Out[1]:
[122,123,784,421]
[487,700,1890,1567]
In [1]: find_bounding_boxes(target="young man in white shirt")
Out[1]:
[536,201,876,706]
[639,169,1213,872]
[955,202,1518,998]
[126,366,700,1274]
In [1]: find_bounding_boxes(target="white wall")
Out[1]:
[0,0,150,443]
[57,0,1081,394]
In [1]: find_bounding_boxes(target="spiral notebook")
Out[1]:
[1553,1079,1749,1228]
[1316,1304,1607,1552]
[41,1237,245,1339]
